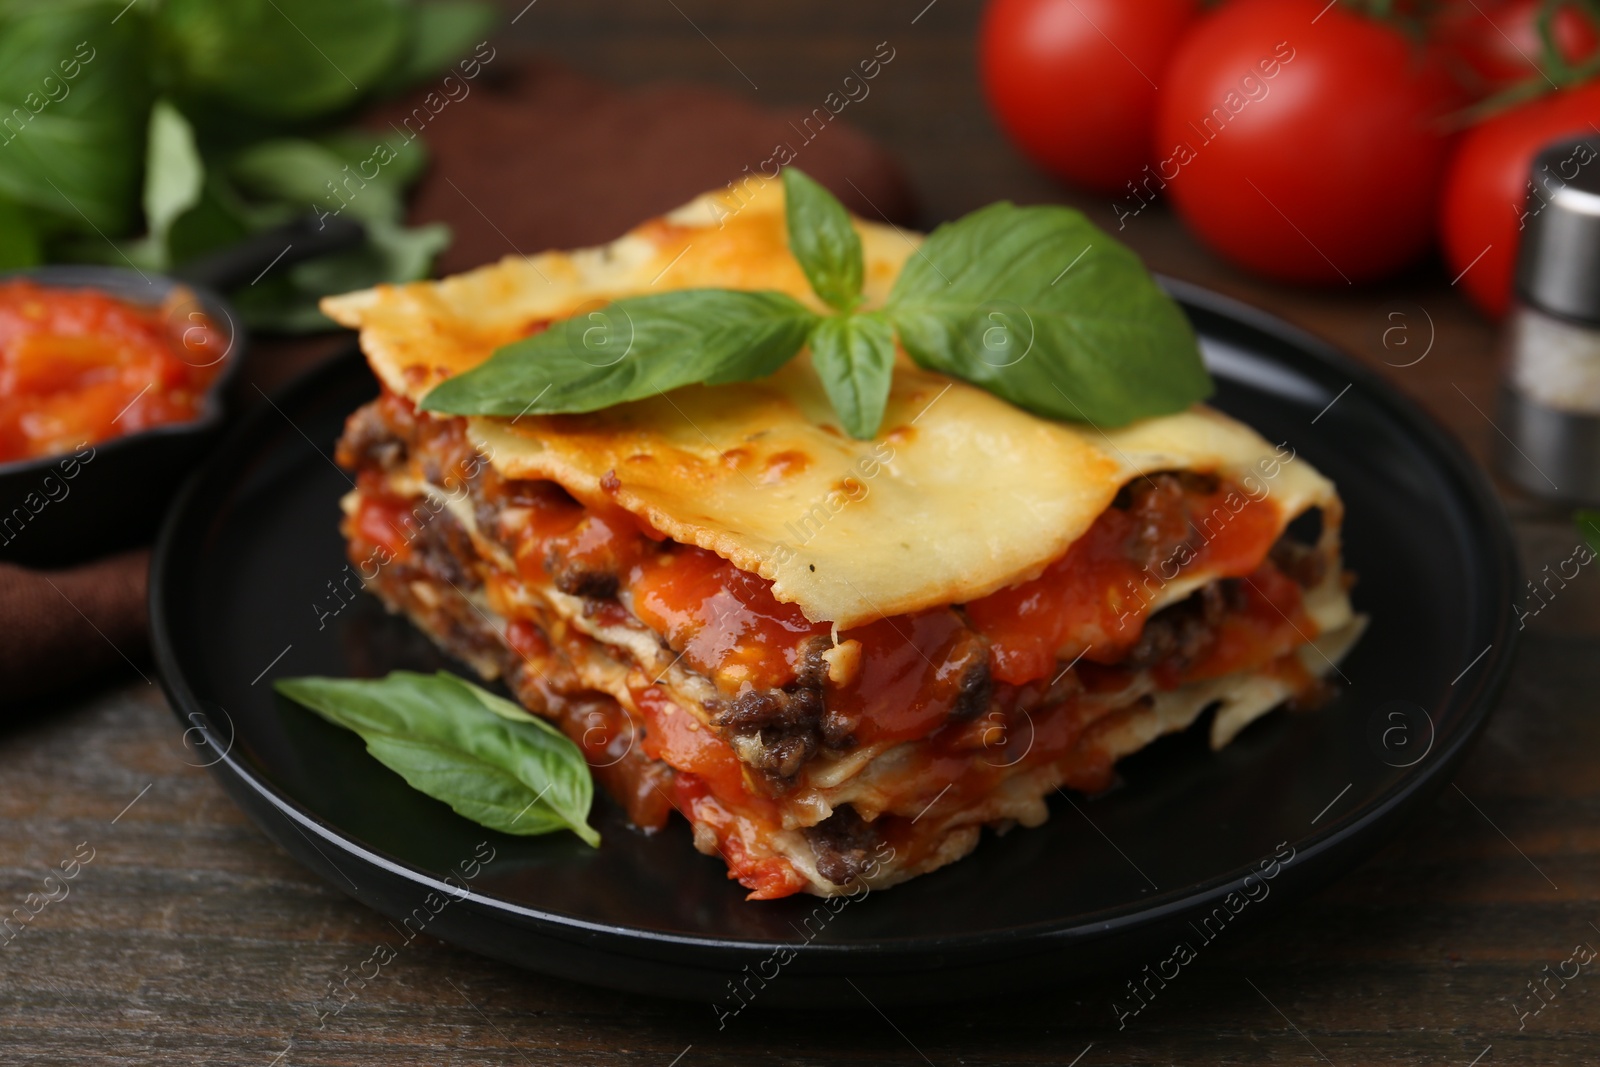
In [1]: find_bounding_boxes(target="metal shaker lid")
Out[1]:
[1516,137,1600,323]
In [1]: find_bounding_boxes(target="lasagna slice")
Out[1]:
[321,181,1364,899]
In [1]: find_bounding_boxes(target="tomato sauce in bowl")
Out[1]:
[0,279,228,463]
[0,265,241,567]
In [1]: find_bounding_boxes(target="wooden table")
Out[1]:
[5,3,1597,1063]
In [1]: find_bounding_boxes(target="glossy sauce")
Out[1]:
[966,481,1284,685]
[638,680,806,896]
[0,280,227,462]
[351,475,418,560]
[628,546,829,691]
[830,611,983,747]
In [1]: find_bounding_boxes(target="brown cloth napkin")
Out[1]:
[1,549,151,705]
[5,56,912,702]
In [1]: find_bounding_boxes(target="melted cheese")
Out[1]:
[323,180,1339,628]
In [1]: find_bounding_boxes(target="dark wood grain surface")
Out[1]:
[5,2,1598,1063]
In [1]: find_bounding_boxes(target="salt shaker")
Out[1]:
[1499,136,1600,501]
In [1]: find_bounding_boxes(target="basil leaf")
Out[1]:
[452,675,546,724]
[809,312,896,439]
[165,174,257,264]
[0,199,41,269]
[155,0,407,122]
[221,134,445,331]
[0,2,150,235]
[375,2,497,93]
[782,167,864,312]
[421,289,819,417]
[359,216,452,285]
[228,138,403,225]
[235,217,450,332]
[275,671,599,846]
[125,100,204,270]
[318,129,430,194]
[143,101,203,243]
[886,202,1212,427]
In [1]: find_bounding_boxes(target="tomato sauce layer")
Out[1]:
[489,459,1305,726]
[629,547,828,691]
[966,477,1285,685]
[0,280,226,462]
[367,397,1319,815]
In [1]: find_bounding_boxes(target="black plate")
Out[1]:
[150,280,1519,1007]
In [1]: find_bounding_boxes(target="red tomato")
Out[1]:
[1151,0,1458,285]
[1440,80,1600,317]
[1434,0,1600,98]
[979,0,1198,194]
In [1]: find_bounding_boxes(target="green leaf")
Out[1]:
[209,134,445,331]
[0,2,151,236]
[155,0,408,122]
[886,202,1212,428]
[452,672,544,723]
[142,100,203,245]
[228,273,335,333]
[0,199,41,269]
[421,289,820,417]
[317,129,430,193]
[125,99,204,270]
[275,671,599,845]
[1579,510,1600,556]
[231,217,449,333]
[227,137,403,225]
[375,2,497,92]
[365,215,451,283]
[808,312,896,439]
[782,167,863,312]
[165,174,258,264]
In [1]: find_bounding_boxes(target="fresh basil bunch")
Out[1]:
[422,167,1213,437]
[0,0,494,331]
[277,671,600,846]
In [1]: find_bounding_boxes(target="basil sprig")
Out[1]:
[275,670,600,846]
[418,289,817,419]
[808,312,896,439]
[420,167,1211,438]
[783,166,865,312]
